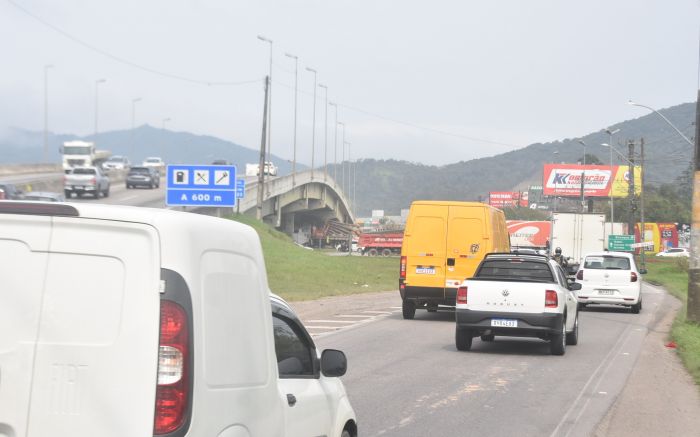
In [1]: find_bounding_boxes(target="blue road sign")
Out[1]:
[166,165,239,207]
[236,179,245,199]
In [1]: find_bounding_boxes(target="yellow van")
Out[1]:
[399,201,510,319]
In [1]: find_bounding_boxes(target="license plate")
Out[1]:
[415,267,435,275]
[491,319,517,328]
[597,289,615,295]
[74,186,83,190]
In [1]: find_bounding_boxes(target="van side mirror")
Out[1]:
[321,349,347,377]
[569,282,582,291]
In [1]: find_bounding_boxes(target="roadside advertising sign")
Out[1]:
[543,164,642,198]
[489,191,528,208]
[608,234,635,251]
[507,221,551,247]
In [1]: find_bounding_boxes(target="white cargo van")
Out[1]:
[0,202,357,437]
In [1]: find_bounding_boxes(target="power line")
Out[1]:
[5,0,260,87]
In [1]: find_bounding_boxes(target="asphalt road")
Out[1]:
[313,284,665,437]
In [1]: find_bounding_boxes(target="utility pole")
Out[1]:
[284,53,298,186]
[627,140,636,237]
[639,138,646,271]
[257,76,270,220]
[688,91,700,323]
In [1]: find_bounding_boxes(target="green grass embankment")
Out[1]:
[644,257,700,385]
[227,214,399,301]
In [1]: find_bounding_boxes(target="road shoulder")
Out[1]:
[594,287,700,436]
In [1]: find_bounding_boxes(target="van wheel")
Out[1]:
[402,300,416,319]
[566,314,578,345]
[550,317,567,355]
[368,248,379,257]
[631,300,641,314]
[456,328,473,351]
[381,248,392,257]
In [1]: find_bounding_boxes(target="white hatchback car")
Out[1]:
[574,251,644,313]
[656,247,689,258]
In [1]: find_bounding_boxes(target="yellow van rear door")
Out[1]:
[404,204,448,289]
[445,205,486,288]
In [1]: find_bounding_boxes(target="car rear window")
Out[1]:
[72,168,96,175]
[475,259,554,282]
[584,256,630,270]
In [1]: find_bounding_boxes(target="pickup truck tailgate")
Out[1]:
[465,280,550,313]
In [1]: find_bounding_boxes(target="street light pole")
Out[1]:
[258,35,273,163]
[131,97,142,160]
[285,53,298,185]
[318,83,328,182]
[577,140,587,212]
[43,64,53,163]
[338,122,345,193]
[94,79,106,143]
[604,128,621,230]
[628,100,693,146]
[330,103,338,185]
[344,141,350,200]
[306,67,317,180]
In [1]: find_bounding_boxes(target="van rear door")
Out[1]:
[27,217,161,436]
[445,205,486,289]
[0,214,52,437]
[404,204,448,292]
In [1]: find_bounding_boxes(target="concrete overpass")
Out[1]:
[237,169,355,234]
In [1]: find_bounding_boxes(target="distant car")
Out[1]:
[656,248,689,258]
[0,182,24,200]
[22,191,66,202]
[212,159,231,165]
[102,155,131,170]
[142,157,165,171]
[574,251,645,313]
[126,166,160,189]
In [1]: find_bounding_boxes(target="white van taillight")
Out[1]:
[630,272,638,282]
[545,290,558,308]
[154,300,189,435]
[576,270,583,280]
[456,286,468,305]
[400,256,407,279]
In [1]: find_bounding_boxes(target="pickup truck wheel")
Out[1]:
[368,248,379,257]
[64,190,71,198]
[103,187,110,198]
[481,334,495,342]
[550,317,567,356]
[566,314,578,345]
[381,248,391,257]
[94,190,101,199]
[456,327,473,351]
[402,300,416,319]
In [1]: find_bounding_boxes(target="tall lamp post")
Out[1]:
[306,67,317,180]
[628,100,693,146]
[577,140,587,212]
[338,122,346,193]
[318,83,329,181]
[284,53,298,185]
[329,102,339,185]
[257,35,274,163]
[94,79,106,143]
[604,128,621,229]
[43,64,54,163]
[131,97,142,160]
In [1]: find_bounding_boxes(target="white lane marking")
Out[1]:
[121,195,138,201]
[305,320,357,324]
[336,314,375,318]
[549,324,635,437]
[390,306,402,309]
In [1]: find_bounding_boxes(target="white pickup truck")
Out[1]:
[455,253,581,355]
[64,166,111,199]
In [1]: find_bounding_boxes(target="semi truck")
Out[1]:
[245,162,278,177]
[550,212,606,273]
[60,140,111,172]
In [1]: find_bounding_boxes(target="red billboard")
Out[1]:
[507,221,551,248]
[543,164,642,198]
[489,191,528,208]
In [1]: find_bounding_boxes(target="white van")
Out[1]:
[0,201,357,437]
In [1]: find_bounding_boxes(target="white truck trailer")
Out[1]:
[551,212,606,266]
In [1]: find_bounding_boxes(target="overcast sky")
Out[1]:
[1,0,698,165]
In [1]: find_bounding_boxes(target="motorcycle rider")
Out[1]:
[553,247,568,268]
